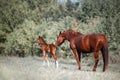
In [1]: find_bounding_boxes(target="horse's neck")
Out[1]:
[66,34,77,41]
[66,35,75,41]
[66,33,82,41]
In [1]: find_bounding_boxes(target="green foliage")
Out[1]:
[81,0,120,49]
[35,17,76,58]
[3,17,75,56]
[0,0,25,32]
[0,0,120,57]
[4,20,37,56]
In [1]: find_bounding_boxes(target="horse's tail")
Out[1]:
[101,42,109,72]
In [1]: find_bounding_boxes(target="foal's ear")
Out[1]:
[59,31,62,34]
[39,36,41,38]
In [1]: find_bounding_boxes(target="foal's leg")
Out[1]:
[51,49,58,68]
[42,51,46,65]
[42,50,49,66]
[53,54,58,68]
[93,51,99,71]
[45,54,49,67]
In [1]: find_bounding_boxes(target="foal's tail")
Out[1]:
[101,42,109,72]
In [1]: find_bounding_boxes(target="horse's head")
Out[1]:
[37,36,46,45]
[55,29,82,46]
[55,31,66,46]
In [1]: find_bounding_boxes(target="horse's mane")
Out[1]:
[60,29,82,41]
[64,29,82,36]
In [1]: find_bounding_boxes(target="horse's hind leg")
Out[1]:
[93,51,99,71]
[101,46,109,72]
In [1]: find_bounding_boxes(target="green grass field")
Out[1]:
[0,56,120,80]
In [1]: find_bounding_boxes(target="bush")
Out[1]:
[3,17,75,57]
[4,20,37,56]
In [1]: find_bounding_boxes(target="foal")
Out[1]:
[37,36,58,68]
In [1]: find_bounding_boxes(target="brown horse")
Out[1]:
[37,36,58,68]
[55,29,109,72]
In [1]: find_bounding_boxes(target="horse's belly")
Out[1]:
[76,36,92,53]
[81,50,92,53]
[78,48,92,53]
[76,44,92,53]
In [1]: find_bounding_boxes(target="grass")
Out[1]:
[0,56,120,80]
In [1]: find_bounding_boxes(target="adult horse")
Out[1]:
[55,29,108,72]
[37,36,58,68]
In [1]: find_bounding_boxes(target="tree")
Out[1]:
[81,0,120,49]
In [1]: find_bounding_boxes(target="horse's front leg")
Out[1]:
[72,49,81,70]
[93,51,99,71]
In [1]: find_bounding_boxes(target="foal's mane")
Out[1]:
[38,36,47,44]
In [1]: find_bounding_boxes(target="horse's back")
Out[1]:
[75,33,108,53]
[89,33,108,43]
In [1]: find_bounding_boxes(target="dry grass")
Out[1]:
[0,56,120,80]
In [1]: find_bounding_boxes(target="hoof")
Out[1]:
[78,67,81,70]
[103,69,105,72]
[93,68,96,72]
[55,61,58,68]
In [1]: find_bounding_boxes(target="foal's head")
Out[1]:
[37,36,46,45]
